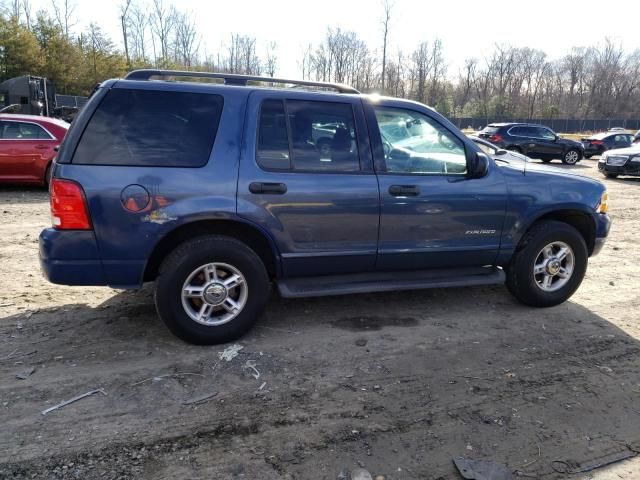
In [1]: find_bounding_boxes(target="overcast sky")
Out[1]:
[30,0,639,78]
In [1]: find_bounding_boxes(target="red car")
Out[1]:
[0,114,69,186]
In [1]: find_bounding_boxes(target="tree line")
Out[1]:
[1,0,639,121]
[302,25,640,121]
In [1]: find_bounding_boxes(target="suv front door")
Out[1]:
[238,91,380,277]
[530,126,561,160]
[367,103,507,270]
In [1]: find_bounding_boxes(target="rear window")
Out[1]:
[73,89,223,167]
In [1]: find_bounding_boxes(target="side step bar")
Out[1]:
[277,267,505,299]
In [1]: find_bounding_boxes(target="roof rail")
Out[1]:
[124,69,360,94]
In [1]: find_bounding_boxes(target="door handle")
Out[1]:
[35,145,48,150]
[249,182,287,194]
[389,185,420,196]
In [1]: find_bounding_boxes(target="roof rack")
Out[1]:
[124,69,360,94]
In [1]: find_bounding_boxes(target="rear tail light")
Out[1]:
[591,140,604,146]
[50,178,92,230]
[488,134,503,143]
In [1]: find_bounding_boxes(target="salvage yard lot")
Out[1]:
[1,160,639,479]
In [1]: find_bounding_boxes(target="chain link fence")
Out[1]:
[451,117,640,134]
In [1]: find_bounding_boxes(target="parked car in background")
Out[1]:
[0,114,68,186]
[478,123,584,164]
[598,144,640,179]
[634,130,640,143]
[470,136,531,163]
[582,132,634,158]
[607,127,626,133]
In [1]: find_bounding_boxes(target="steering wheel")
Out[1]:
[381,135,393,158]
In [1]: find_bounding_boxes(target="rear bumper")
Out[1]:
[39,228,145,288]
[39,228,107,285]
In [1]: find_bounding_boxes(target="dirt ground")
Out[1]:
[1,159,639,480]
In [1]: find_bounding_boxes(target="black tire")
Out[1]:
[155,235,270,345]
[604,172,618,179]
[507,146,523,154]
[506,220,588,308]
[562,149,580,165]
[540,158,552,163]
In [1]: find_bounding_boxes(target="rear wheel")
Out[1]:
[562,149,580,165]
[540,158,552,163]
[507,146,523,154]
[506,220,588,307]
[155,235,270,344]
[604,172,618,179]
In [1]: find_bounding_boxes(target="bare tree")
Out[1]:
[120,0,132,68]
[51,0,76,38]
[21,0,32,28]
[380,0,392,93]
[149,0,176,63]
[127,3,148,62]
[264,41,277,77]
[173,11,199,67]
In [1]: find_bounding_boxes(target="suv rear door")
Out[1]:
[366,101,507,270]
[238,90,379,277]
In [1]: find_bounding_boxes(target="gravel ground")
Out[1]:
[1,159,639,479]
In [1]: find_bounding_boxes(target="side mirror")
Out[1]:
[469,152,490,178]
[495,149,507,156]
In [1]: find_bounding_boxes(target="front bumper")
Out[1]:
[598,158,640,176]
[39,228,108,286]
[591,213,611,256]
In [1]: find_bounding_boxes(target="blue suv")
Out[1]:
[40,70,611,344]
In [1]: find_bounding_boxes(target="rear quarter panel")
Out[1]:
[53,81,250,287]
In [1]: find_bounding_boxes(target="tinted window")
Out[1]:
[74,89,223,167]
[257,100,290,170]
[536,127,556,140]
[375,107,467,175]
[509,126,529,136]
[256,99,360,172]
[0,121,52,140]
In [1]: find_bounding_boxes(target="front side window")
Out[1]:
[374,107,467,175]
[537,127,556,140]
[73,89,223,167]
[0,121,51,140]
[256,99,360,172]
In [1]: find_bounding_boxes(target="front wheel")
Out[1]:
[604,172,618,179]
[506,220,588,307]
[155,235,270,344]
[562,149,580,165]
